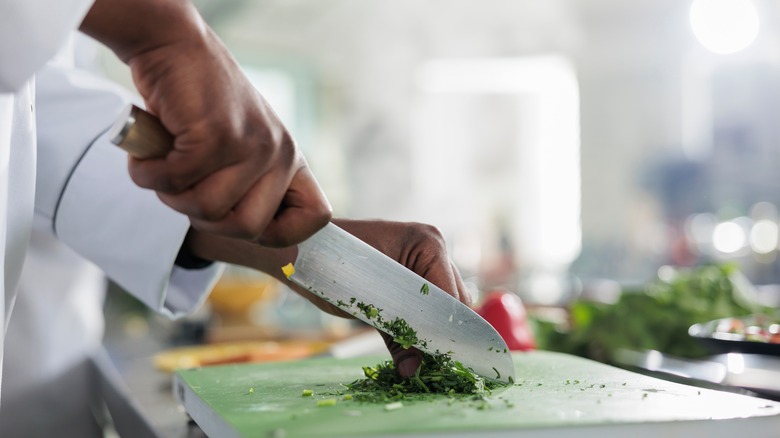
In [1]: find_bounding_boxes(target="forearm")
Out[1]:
[79,0,207,62]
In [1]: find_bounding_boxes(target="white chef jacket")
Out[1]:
[0,0,223,408]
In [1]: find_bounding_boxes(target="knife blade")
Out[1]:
[286,222,515,383]
[109,104,515,383]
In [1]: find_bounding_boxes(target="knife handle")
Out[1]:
[108,104,173,159]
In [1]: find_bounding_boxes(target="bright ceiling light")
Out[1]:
[750,219,778,254]
[690,0,759,54]
[712,221,747,254]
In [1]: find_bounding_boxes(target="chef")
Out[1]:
[0,0,331,414]
[0,1,470,435]
[1,51,470,435]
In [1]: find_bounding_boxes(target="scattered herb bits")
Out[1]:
[301,389,313,397]
[384,401,404,411]
[316,398,338,407]
[420,283,430,295]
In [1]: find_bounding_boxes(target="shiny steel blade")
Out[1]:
[288,223,515,383]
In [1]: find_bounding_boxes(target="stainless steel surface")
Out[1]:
[108,104,135,145]
[615,348,780,399]
[289,222,515,383]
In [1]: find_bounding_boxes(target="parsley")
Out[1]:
[420,283,430,295]
[350,300,429,350]
[344,352,505,404]
[385,317,420,349]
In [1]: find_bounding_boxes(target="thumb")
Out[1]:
[259,165,332,247]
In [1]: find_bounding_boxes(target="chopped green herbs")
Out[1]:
[344,352,506,404]
[349,298,428,350]
[301,389,313,397]
[420,283,430,295]
[386,317,421,349]
[355,302,380,319]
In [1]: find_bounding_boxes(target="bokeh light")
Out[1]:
[690,0,759,54]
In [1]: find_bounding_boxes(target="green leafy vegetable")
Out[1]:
[420,283,430,295]
[534,263,764,362]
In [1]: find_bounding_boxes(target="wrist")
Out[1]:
[186,229,298,283]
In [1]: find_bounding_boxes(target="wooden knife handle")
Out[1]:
[109,104,173,159]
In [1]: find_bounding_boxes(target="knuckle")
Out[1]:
[409,222,447,247]
[259,129,298,167]
[314,205,333,226]
[403,222,449,266]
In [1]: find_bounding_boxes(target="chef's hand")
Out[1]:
[185,219,470,377]
[333,219,471,377]
[80,0,331,247]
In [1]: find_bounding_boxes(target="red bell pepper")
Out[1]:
[476,290,535,351]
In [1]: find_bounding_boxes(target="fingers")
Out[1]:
[403,224,468,305]
[176,164,330,245]
[380,332,422,378]
[127,133,238,195]
[256,166,333,247]
[451,260,471,307]
[154,162,266,222]
[333,220,469,305]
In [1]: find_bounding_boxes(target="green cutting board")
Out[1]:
[174,351,780,437]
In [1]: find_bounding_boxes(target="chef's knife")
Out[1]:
[285,222,515,383]
[109,104,516,383]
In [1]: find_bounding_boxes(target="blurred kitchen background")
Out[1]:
[90,0,780,347]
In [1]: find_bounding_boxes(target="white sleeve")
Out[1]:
[0,0,95,92]
[34,61,224,318]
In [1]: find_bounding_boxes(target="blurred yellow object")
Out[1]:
[208,272,278,317]
[281,262,295,279]
[153,340,331,372]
